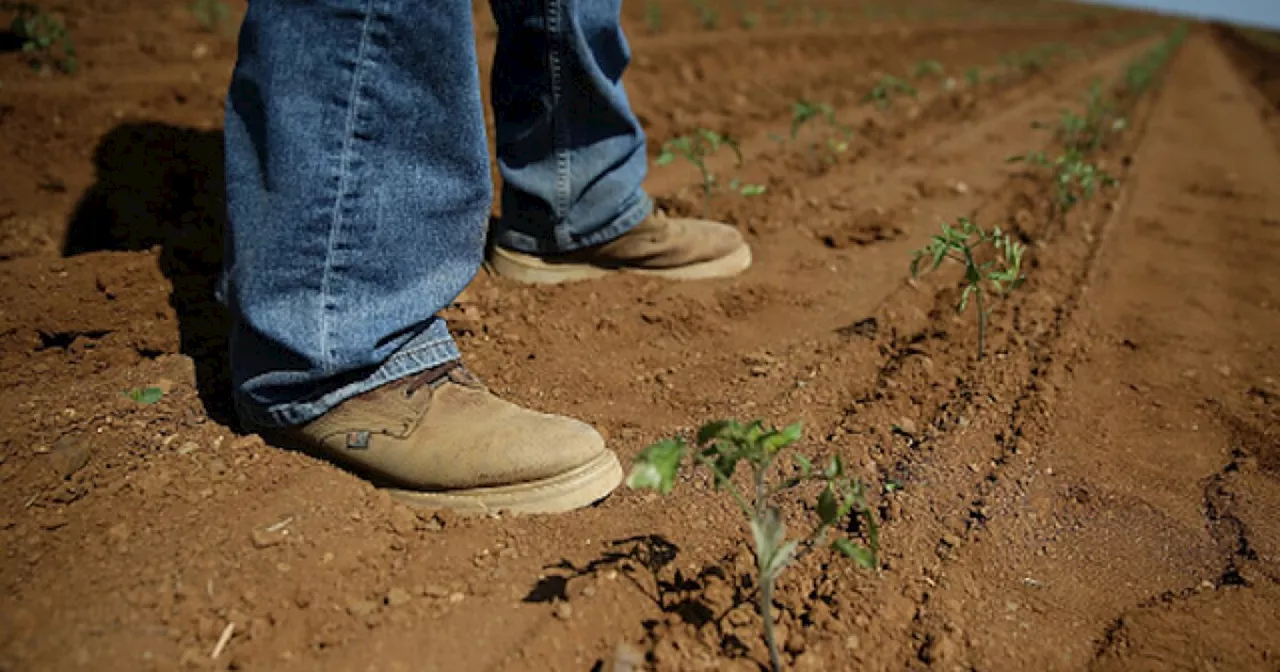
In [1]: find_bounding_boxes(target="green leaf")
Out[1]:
[656,152,674,166]
[837,492,858,519]
[832,538,877,568]
[766,540,799,580]
[793,453,813,477]
[824,455,844,479]
[930,243,947,271]
[760,421,802,454]
[124,387,165,405]
[751,507,794,580]
[712,452,742,483]
[959,284,976,313]
[625,438,687,495]
[739,184,767,196]
[696,420,737,445]
[817,485,839,524]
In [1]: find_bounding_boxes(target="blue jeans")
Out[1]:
[223,0,653,428]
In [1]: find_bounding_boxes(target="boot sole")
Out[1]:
[486,244,752,285]
[384,450,624,515]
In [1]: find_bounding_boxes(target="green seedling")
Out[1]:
[964,66,982,87]
[627,419,878,672]
[910,218,1025,359]
[1030,79,1125,157]
[656,130,763,214]
[789,99,852,170]
[1000,43,1064,79]
[644,0,662,34]
[1007,148,1117,217]
[691,0,719,30]
[790,99,850,142]
[1122,25,1187,96]
[739,10,760,29]
[190,0,230,32]
[728,178,767,196]
[810,7,830,24]
[3,2,77,73]
[912,59,945,80]
[862,75,917,109]
[124,387,165,405]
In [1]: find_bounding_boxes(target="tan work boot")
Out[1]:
[266,361,622,515]
[487,211,751,284]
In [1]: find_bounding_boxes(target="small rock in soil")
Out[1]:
[250,529,283,549]
[553,602,573,620]
[388,506,417,536]
[384,587,412,607]
[48,435,90,479]
[107,522,129,542]
[726,605,754,627]
[346,599,378,618]
[609,642,645,672]
[420,584,450,599]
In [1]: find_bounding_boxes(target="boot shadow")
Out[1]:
[63,121,236,427]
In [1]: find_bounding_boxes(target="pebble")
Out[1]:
[48,435,90,479]
[553,602,574,620]
[346,599,378,617]
[388,506,417,536]
[610,642,645,672]
[250,529,283,549]
[420,584,450,599]
[385,587,412,607]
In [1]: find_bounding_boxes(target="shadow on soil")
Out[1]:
[61,122,235,426]
[528,534,763,665]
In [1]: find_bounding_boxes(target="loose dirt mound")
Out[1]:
[2,2,1278,670]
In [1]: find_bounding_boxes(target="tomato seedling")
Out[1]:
[911,218,1025,360]
[628,419,878,672]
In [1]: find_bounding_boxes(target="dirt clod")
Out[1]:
[48,435,90,479]
[385,587,412,607]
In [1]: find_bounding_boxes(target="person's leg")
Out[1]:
[486,0,752,284]
[224,0,488,428]
[223,0,621,513]
[488,0,651,255]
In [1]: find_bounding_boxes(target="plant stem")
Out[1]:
[694,454,753,518]
[976,288,987,360]
[760,575,782,671]
[692,160,712,218]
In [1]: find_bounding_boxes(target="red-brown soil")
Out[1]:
[2,2,1278,671]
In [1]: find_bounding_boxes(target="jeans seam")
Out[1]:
[320,0,379,375]
[547,0,572,249]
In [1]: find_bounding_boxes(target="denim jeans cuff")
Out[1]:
[235,322,462,429]
[492,188,654,255]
